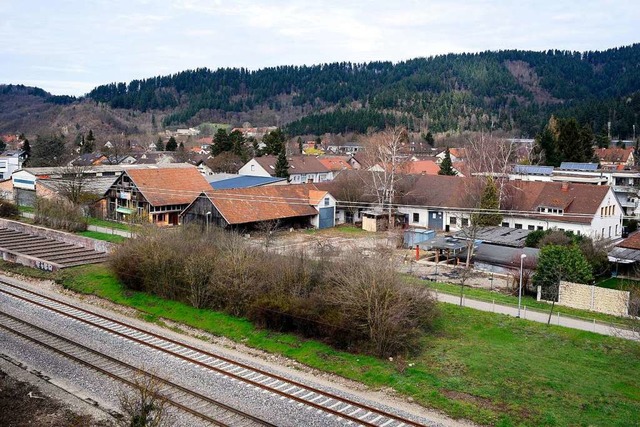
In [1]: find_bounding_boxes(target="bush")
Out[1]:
[0,199,20,218]
[109,226,439,357]
[34,197,87,232]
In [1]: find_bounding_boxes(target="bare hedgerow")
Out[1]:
[109,226,439,357]
[324,253,438,357]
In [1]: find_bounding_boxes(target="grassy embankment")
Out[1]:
[412,278,631,326]
[43,263,640,427]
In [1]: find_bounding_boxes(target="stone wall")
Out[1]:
[553,281,630,316]
[0,218,115,253]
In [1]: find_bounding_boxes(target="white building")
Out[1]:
[0,151,26,180]
[239,155,333,184]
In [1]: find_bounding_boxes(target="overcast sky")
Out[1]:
[1,0,638,96]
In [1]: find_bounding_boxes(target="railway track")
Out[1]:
[0,311,273,427]
[0,279,427,427]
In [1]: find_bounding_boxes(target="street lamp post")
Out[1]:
[517,253,527,318]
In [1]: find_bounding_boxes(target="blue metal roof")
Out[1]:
[559,162,599,171]
[209,175,286,189]
[513,165,553,175]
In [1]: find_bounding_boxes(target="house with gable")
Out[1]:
[595,147,635,169]
[238,155,333,184]
[398,176,622,240]
[104,164,211,225]
[181,183,336,230]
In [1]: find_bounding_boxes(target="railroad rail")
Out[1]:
[0,279,427,426]
[0,310,273,427]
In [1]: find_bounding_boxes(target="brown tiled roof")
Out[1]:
[506,181,611,224]
[253,155,330,175]
[317,156,353,171]
[126,165,211,206]
[205,184,321,225]
[595,147,633,163]
[398,177,610,224]
[618,232,640,250]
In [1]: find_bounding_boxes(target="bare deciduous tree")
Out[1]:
[117,371,171,427]
[363,127,409,227]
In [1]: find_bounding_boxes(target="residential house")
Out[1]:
[238,155,333,184]
[181,184,336,230]
[69,153,108,167]
[335,173,623,240]
[595,147,635,168]
[510,162,640,217]
[608,232,640,276]
[317,156,353,177]
[104,164,211,225]
[436,148,465,164]
[0,150,26,180]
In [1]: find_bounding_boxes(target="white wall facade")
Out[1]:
[238,159,271,177]
[309,193,337,228]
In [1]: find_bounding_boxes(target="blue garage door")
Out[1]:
[318,207,335,229]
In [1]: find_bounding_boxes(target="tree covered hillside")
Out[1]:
[85,44,640,137]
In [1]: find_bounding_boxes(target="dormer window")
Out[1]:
[537,206,563,215]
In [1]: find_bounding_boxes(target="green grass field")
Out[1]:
[77,230,126,243]
[53,264,640,427]
[85,217,135,231]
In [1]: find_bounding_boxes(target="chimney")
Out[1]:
[561,181,569,192]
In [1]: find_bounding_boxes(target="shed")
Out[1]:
[403,228,436,248]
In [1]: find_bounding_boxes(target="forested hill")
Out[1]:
[84,44,639,137]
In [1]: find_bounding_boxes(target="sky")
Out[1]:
[1,0,638,96]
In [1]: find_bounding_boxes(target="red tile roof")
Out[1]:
[595,147,633,163]
[405,160,440,175]
[317,156,353,171]
[125,165,211,207]
[618,232,640,250]
[205,184,322,225]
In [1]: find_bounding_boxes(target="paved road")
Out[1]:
[434,289,637,340]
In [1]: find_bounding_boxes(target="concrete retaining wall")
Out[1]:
[552,281,630,316]
[0,218,115,253]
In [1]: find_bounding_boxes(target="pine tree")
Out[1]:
[438,148,456,175]
[166,136,178,151]
[274,149,290,179]
[82,129,95,154]
[473,177,502,226]
[155,137,164,151]
[22,139,31,157]
[297,137,303,154]
[0,138,6,153]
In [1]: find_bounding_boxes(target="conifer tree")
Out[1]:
[472,177,502,226]
[274,149,290,179]
[438,148,456,175]
[166,136,178,151]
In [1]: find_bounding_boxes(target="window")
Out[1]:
[515,223,523,229]
[528,225,535,230]
[324,197,330,206]
[609,226,612,237]
[250,164,255,171]
[602,227,605,237]
[537,226,543,230]
[413,213,420,223]
[501,222,509,227]
[461,218,469,227]
[450,217,457,225]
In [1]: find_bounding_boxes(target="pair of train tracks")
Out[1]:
[0,279,426,427]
